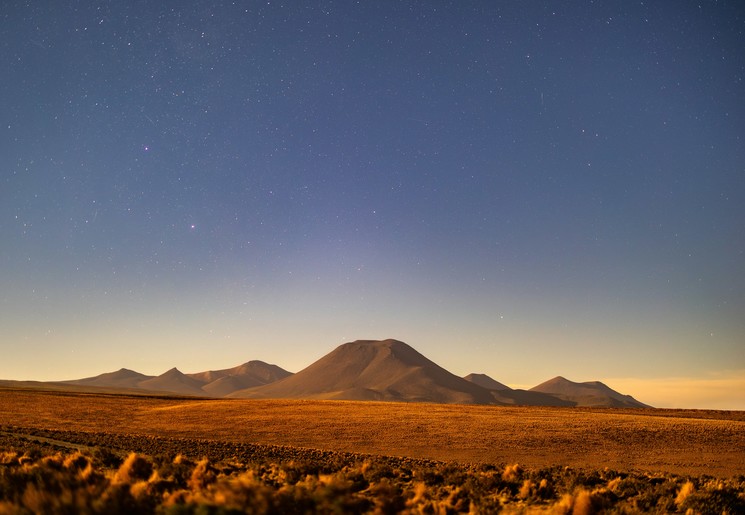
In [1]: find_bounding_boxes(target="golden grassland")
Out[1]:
[1,388,744,513]
[1,387,743,478]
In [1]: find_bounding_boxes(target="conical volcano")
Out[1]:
[230,339,499,404]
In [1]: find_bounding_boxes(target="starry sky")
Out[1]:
[2,1,744,409]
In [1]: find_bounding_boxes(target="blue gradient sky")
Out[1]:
[2,1,743,409]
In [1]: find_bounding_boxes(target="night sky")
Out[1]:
[2,1,744,409]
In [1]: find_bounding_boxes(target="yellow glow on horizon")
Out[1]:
[602,372,745,410]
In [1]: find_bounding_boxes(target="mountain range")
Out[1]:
[29,339,650,408]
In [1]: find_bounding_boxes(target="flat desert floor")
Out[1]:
[1,388,743,478]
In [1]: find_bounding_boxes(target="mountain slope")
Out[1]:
[63,368,154,389]
[61,361,292,397]
[491,389,575,407]
[138,368,208,396]
[530,376,651,408]
[462,373,575,406]
[230,339,499,404]
[199,361,293,397]
[463,373,510,391]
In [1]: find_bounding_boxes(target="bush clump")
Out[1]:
[0,445,743,514]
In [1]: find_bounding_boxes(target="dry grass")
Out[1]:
[0,441,743,514]
[1,387,744,478]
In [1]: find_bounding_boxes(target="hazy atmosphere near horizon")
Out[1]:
[1,2,743,409]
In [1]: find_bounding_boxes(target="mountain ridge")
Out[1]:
[530,376,651,408]
[64,360,291,398]
[38,340,650,407]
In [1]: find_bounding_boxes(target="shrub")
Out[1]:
[0,442,743,514]
[113,453,153,484]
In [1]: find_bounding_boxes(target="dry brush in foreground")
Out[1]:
[1,429,744,514]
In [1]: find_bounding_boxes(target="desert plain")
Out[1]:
[1,387,743,478]
[2,387,744,513]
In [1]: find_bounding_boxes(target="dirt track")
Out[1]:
[1,388,743,477]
